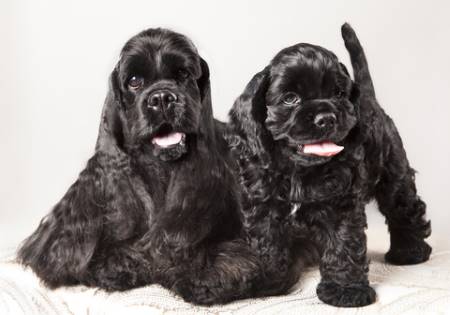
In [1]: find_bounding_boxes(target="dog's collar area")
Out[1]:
[289,174,302,216]
[290,202,302,216]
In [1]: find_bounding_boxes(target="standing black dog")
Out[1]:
[226,23,431,307]
[18,28,265,305]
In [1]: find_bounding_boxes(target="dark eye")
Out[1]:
[178,69,190,80]
[128,75,144,90]
[282,92,301,105]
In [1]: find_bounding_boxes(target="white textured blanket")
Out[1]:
[1,234,449,315]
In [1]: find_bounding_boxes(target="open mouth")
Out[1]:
[298,141,344,157]
[150,124,186,148]
[151,131,186,148]
[146,124,190,161]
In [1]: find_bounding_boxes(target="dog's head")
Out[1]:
[230,43,358,167]
[96,28,212,161]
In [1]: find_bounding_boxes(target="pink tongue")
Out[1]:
[302,141,344,157]
[152,132,184,147]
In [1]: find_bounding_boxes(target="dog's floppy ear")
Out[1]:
[95,66,128,154]
[197,57,210,102]
[18,66,144,288]
[17,162,105,288]
[196,57,216,144]
[17,68,125,285]
[228,66,271,157]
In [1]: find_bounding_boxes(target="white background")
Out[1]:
[1,0,449,249]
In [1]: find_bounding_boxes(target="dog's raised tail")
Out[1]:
[341,23,376,98]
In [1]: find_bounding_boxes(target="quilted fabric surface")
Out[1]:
[1,231,449,315]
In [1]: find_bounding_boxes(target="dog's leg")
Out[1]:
[244,209,301,296]
[316,206,376,307]
[163,211,299,305]
[83,245,152,291]
[169,240,268,305]
[375,140,431,265]
[234,201,303,298]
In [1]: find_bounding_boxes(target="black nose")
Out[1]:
[149,90,177,108]
[314,113,336,129]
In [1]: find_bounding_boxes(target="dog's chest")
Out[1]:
[288,164,355,215]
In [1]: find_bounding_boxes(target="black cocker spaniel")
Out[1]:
[226,23,432,307]
[18,28,267,305]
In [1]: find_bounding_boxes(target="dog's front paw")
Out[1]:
[385,240,432,265]
[172,278,216,306]
[172,278,198,304]
[316,281,376,307]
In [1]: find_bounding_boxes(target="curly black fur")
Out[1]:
[226,23,431,307]
[17,28,268,305]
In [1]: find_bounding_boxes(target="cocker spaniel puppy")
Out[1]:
[226,23,431,307]
[18,28,264,305]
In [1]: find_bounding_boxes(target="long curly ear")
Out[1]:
[17,66,144,289]
[196,57,216,145]
[197,57,210,102]
[228,66,271,156]
[95,67,128,154]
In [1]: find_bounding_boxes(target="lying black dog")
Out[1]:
[18,28,265,305]
[226,23,432,307]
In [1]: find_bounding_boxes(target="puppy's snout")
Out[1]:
[314,113,336,129]
[149,90,177,108]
